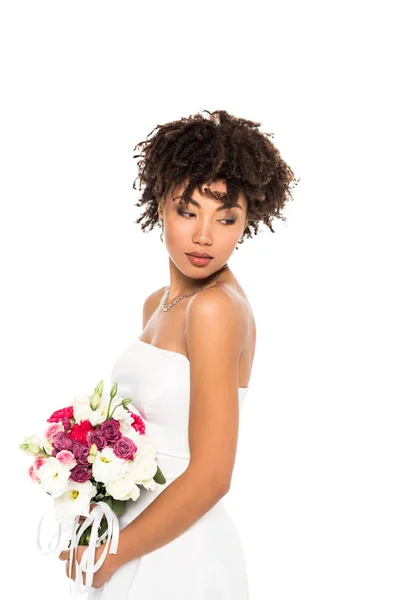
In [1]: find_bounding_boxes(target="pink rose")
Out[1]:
[56,450,77,468]
[44,422,64,440]
[53,431,73,452]
[33,454,47,474]
[69,465,92,483]
[72,442,90,465]
[28,465,40,482]
[113,436,137,460]
[61,418,72,432]
[100,419,122,444]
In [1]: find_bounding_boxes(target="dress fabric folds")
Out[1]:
[88,337,250,600]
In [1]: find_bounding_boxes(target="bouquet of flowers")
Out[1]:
[19,379,166,594]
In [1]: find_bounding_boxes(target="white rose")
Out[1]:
[72,393,92,424]
[130,457,158,484]
[142,478,157,491]
[105,466,141,502]
[135,437,157,461]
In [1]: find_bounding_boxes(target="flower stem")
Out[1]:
[109,402,124,420]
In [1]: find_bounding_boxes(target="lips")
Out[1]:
[186,254,213,266]
[186,252,213,258]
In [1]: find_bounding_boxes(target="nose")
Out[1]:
[192,219,213,246]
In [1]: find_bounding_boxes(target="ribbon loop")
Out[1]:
[37,501,120,599]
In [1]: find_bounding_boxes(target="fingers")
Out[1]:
[65,559,73,580]
[59,550,69,561]
[64,558,86,585]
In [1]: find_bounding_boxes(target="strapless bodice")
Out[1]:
[110,337,250,479]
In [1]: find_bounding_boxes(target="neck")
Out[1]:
[167,261,228,300]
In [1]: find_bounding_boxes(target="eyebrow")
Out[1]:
[175,196,243,212]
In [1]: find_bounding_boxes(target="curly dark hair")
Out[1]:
[132,109,299,244]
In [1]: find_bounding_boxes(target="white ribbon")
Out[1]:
[37,501,120,599]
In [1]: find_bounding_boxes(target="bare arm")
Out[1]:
[108,287,245,571]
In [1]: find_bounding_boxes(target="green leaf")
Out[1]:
[98,518,109,541]
[101,496,127,517]
[78,525,91,546]
[111,499,127,517]
[102,496,113,510]
[122,398,132,410]
[153,465,166,484]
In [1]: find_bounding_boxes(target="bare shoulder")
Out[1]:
[142,286,168,329]
[185,284,247,364]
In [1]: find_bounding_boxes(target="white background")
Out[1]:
[1,1,399,598]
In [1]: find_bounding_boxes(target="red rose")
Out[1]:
[47,406,74,423]
[69,420,94,444]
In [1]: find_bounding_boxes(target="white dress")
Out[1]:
[88,336,250,600]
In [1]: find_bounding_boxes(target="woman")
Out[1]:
[60,108,298,598]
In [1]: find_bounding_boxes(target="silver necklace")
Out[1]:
[161,264,228,312]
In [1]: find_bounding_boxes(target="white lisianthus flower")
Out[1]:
[105,464,141,501]
[92,446,126,485]
[54,480,96,523]
[103,396,133,424]
[72,392,118,427]
[36,457,71,498]
[92,396,109,425]
[87,394,127,427]
[112,406,134,434]
[87,394,114,426]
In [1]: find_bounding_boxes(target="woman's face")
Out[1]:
[158,178,248,279]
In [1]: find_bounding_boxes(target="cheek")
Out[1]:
[222,222,243,241]
[165,218,188,244]
[223,231,241,250]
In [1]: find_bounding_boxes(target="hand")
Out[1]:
[59,544,116,589]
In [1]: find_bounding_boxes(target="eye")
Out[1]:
[177,209,196,218]
[177,209,236,226]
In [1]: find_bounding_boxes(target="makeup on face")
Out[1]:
[174,195,243,224]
